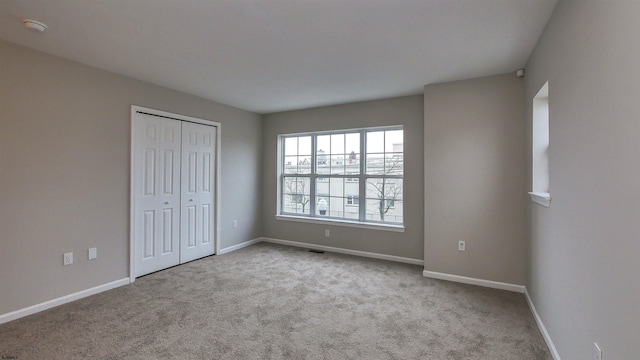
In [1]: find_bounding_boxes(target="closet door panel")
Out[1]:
[133,114,181,276]
[180,122,216,263]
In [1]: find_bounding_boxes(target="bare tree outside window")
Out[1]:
[367,155,403,221]
[284,177,310,213]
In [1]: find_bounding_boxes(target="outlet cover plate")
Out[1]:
[458,241,466,251]
[63,252,73,265]
[88,247,97,260]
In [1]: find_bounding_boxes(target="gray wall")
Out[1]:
[424,74,527,285]
[262,96,424,260]
[525,1,640,358]
[0,40,262,315]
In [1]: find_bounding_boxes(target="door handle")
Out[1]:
[189,199,194,202]
[164,201,170,205]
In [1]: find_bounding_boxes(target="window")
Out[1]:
[279,127,403,226]
[530,81,551,207]
[346,195,358,205]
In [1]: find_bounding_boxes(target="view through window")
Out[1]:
[280,127,403,225]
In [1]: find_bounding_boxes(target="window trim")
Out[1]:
[275,214,405,232]
[528,192,551,207]
[531,81,551,207]
[277,126,404,227]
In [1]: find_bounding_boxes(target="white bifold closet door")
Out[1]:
[132,114,182,277]
[132,113,216,277]
[180,122,216,263]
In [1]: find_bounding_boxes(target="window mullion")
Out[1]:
[310,135,316,217]
[359,130,366,222]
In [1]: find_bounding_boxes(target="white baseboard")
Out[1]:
[218,238,261,255]
[422,270,525,293]
[0,278,130,325]
[524,288,561,360]
[421,271,558,358]
[260,237,424,266]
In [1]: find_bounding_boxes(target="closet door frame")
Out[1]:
[129,105,221,283]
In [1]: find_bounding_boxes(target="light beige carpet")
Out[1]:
[0,242,551,359]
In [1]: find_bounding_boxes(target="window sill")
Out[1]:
[275,214,405,232]
[528,192,551,207]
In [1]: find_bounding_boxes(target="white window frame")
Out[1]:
[529,81,551,207]
[276,126,404,232]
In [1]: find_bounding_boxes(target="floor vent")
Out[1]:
[308,249,325,254]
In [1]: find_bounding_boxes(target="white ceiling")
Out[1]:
[0,0,557,114]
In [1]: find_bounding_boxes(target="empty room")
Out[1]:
[0,1,638,359]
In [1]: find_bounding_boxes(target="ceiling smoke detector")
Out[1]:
[22,19,48,32]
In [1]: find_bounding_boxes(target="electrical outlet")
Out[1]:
[594,343,602,360]
[458,241,466,251]
[88,247,97,260]
[63,252,73,265]
[233,220,238,228]
[325,229,330,237]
